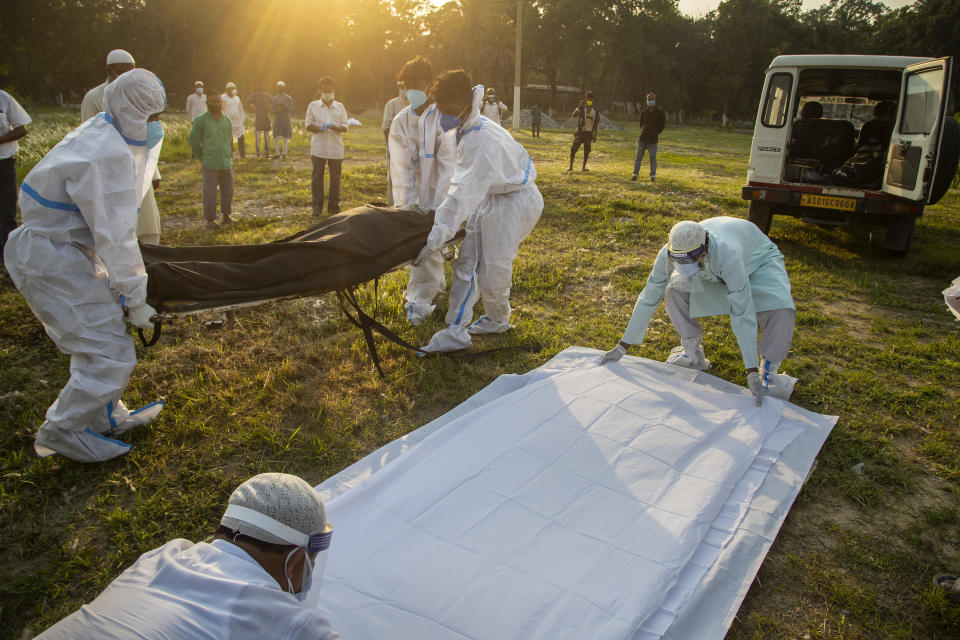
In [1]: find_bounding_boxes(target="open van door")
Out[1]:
[883,57,953,202]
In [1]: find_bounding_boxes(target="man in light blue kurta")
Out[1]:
[601,216,796,402]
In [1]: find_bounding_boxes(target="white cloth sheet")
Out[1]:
[314,347,837,639]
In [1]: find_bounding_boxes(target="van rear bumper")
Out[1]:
[741,183,923,218]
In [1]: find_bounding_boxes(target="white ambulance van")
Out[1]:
[742,55,958,255]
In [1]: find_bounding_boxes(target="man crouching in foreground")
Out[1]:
[36,473,339,640]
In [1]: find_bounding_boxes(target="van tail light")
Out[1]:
[882,201,920,215]
[752,189,768,200]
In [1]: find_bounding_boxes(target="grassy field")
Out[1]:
[1,109,959,639]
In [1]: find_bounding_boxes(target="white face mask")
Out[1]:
[321,92,334,102]
[674,261,700,278]
[406,89,427,110]
[196,87,203,95]
[230,89,237,96]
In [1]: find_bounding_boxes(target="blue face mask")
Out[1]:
[439,112,462,132]
[146,120,164,149]
[647,100,656,107]
[406,89,427,110]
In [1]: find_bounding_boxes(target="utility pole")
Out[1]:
[512,0,522,130]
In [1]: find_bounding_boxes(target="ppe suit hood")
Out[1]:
[104,69,166,144]
[462,84,485,130]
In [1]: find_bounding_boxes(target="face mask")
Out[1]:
[230,89,237,96]
[406,89,427,110]
[321,92,334,102]
[647,100,656,107]
[674,261,700,278]
[439,112,462,132]
[146,121,164,149]
[586,100,593,106]
[196,87,203,95]
[284,547,314,600]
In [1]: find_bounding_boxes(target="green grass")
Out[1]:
[2,109,959,638]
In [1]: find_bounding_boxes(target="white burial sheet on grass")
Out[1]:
[313,347,838,639]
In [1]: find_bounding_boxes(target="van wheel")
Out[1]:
[748,201,773,234]
[882,217,916,257]
[929,116,959,205]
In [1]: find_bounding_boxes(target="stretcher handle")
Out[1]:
[137,317,163,347]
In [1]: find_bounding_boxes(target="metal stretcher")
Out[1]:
[138,204,462,376]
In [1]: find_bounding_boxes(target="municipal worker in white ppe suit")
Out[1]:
[3,69,167,462]
[601,217,796,402]
[35,473,340,640]
[416,69,543,352]
[388,56,455,325]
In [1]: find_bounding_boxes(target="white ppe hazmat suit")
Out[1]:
[34,539,341,640]
[81,80,163,244]
[421,85,543,352]
[621,216,795,370]
[3,69,167,462]
[388,102,456,324]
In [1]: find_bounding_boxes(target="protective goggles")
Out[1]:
[667,244,707,264]
[223,504,333,603]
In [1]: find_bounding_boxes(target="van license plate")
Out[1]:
[800,193,857,211]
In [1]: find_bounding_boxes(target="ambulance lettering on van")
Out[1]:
[741,55,958,256]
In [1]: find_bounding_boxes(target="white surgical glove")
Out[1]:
[127,303,158,331]
[747,372,767,406]
[601,343,627,364]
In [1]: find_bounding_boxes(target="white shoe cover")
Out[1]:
[404,301,435,326]
[764,372,796,400]
[109,400,166,436]
[467,315,512,336]
[665,345,711,371]
[421,326,473,353]
[35,424,131,463]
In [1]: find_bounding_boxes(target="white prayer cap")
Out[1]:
[220,473,328,546]
[226,82,237,89]
[276,80,286,88]
[195,80,204,87]
[668,220,707,253]
[106,49,135,65]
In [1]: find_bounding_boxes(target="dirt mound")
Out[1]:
[517,109,562,129]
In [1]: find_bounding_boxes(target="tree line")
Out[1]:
[2,0,957,120]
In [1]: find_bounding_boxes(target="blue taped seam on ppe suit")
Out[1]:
[3,69,166,462]
[421,85,543,352]
[621,216,794,369]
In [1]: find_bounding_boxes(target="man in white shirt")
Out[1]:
[186,80,207,121]
[381,79,409,205]
[222,82,247,158]
[80,49,135,122]
[480,87,509,126]
[0,88,30,253]
[80,50,163,244]
[305,76,349,216]
[35,473,340,640]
